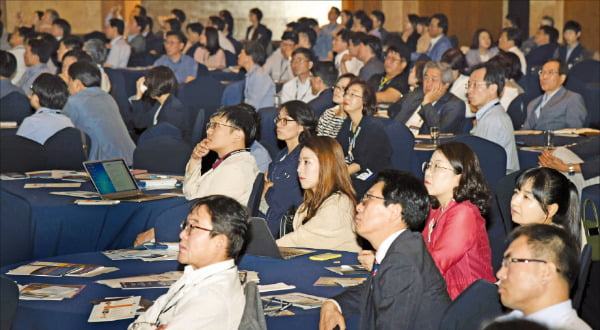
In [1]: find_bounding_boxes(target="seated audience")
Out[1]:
[317,73,355,138]
[494,224,591,330]
[354,33,384,81]
[130,66,189,139]
[488,52,524,113]
[206,16,235,56]
[237,41,275,109]
[0,51,31,124]
[127,16,147,56]
[369,10,387,41]
[218,10,241,54]
[400,14,420,53]
[526,26,559,70]
[340,10,353,30]
[193,27,226,70]
[465,29,499,68]
[153,31,197,84]
[425,13,452,61]
[368,44,410,107]
[56,35,83,65]
[18,36,52,95]
[351,10,372,34]
[264,101,317,234]
[183,22,203,58]
[308,61,338,116]
[262,31,297,83]
[277,136,360,252]
[336,79,391,197]
[510,167,581,246]
[421,142,495,299]
[296,25,317,51]
[83,39,111,92]
[334,29,363,76]
[280,47,317,103]
[554,20,593,69]
[16,73,73,144]
[318,7,341,60]
[414,16,431,58]
[245,8,271,50]
[441,48,471,118]
[498,27,527,75]
[468,62,519,173]
[523,59,586,130]
[51,18,70,42]
[521,16,554,56]
[319,169,450,329]
[58,49,92,83]
[8,27,34,84]
[392,61,465,135]
[129,195,247,330]
[104,18,130,68]
[63,61,135,164]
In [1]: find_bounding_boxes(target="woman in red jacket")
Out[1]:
[422,141,495,299]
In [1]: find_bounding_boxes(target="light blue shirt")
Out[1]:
[473,98,519,173]
[16,107,74,144]
[495,300,591,330]
[153,54,198,84]
[63,87,135,165]
[17,63,50,96]
[250,141,272,173]
[244,65,275,110]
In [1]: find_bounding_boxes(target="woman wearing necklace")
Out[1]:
[335,79,391,198]
[422,142,495,299]
[263,100,317,236]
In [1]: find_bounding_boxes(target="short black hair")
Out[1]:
[488,51,523,81]
[472,62,506,97]
[386,44,411,66]
[146,16,154,32]
[186,22,204,36]
[373,169,430,231]
[504,14,520,29]
[349,31,368,47]
[45,9,59,22]
[16,26,36,43]
[242,41,266,66]
[145,66,178,97]
[27,37,53,63]
[354,10,373,32]
[68,60,101,88]
[292,47,315,63]
[52,18,71,36]
[508,224,579,288]
[31,73,69,109]
[312,61,338,87]
[331,7,341,16]
[135,5,147,17]
[219,10,235,35]
[544,58,569,76]
[250,8,263,22]
[336,29,352,44]
[166,18,181,32]
[280,100,317,143]
[61,35,83,51]
[298,17,319,30]
[63,49,92,63]
[502,27,522,47]
[281,31,298,44]
[166,30,186,45]
[211,103,259,147]
[296,27,317,48]
[363,35,383,60]
[430,13,449,35]
[441,48,467,74]
[109,18,125,35]
[133,16,148,32]
[189,195,249,260]
[371,10,385,26]
[171,9,186,23]
[0,50,17,78]
[208,16,225,31]
[539,26,559,44]
[563,20,581,34]
[471,29,494,49]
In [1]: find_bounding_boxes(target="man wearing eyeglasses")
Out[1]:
[280,47,318,103]
[129,195,248,330]
[494,224,591,330]
[320,170,450,330]
[523,59,587,131]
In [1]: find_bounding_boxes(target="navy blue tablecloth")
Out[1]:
[0,178,186,266]
[2,250,362,330]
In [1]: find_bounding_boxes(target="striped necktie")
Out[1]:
[371,260,379,277]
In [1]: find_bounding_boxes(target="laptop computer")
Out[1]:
[244,217,315,259]
[83,158,175,203]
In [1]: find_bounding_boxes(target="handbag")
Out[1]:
[278,206,296,239]
[582,198,600,261]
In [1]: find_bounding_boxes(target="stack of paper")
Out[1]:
[88,296,141,322]
[96,271,182,289]
[103,243,179,261]
[261,292,328,309]
[313,277,366,287]
[6,261,117,277]
[19,283,85,300]
[325,265,370,276]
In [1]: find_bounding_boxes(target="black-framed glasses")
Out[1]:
[465,81,490,89]
[501,257,561,273]
[179,219,216,235]
[206,121,239,131]
[360,193,387,203]
[422,162,455,173]
[274,117,296,126]
[262,297,292,316]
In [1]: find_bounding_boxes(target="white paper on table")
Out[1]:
[88,296,141,322]
[258,282,296,293]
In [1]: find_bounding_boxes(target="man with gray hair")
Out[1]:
[83,39,111,92]
[391,61,465,135]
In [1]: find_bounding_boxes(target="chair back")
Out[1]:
[44,127,90,170]
[507,93,526,130]
[154,201,193,242]
[257,107,281,158]
[137,122,182,145]
[0,275,19,330]
[572,244,592,311]
[383,119,416,173]
[238,282,267,330]
[221,79,246,106]
[439,279,503,330]
[0,92,32,124]
[225,50,238,67]
[190,108,207,145]
[247,173,264,217]
[177,75,225,116]
[453,135,507,192]
[0,135,47,172]
[566,60,600,128]
[134,129,193,174]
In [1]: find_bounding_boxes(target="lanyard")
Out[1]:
[377,76,392,92]
[212,149,250,169]
[347,124,361,164]
[295,78,309,101]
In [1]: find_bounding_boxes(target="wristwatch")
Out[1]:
[568,165,575,176]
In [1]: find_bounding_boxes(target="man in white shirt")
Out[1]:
[129,195,248,330]
[494,224,591,330]
[104,18,131,68]
[334,29,363,76]
[499,27,527,75]
[280,47,317,103]
[8,27,30,84]
[262,31,297,83]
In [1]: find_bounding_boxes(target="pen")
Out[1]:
[103,304,133,309]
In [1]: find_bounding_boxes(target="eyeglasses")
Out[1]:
[206,121,239,131]
[422,162,455,173]
[344,91,363,99]
[360,193,387,203]
[465,81,490,89]
[274,117,296,126]
[179,219,216,235]
[501,257,561,273]
[538,70,559,76]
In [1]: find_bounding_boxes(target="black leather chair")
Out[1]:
[247,173,264,217]
[44,127,90,170]
[0,91,32,124]
[383,119,416,174]
[0,135,47,172]
[439,279,503,330]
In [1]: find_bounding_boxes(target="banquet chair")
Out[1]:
[247,173,265,217]
[572,244,592,312]
[566,60,600,129]
[0,275,19,330]
[257,107,281,159]
[0,135,47,172]
[238,281,267,330]
[507,93,526,130]
[453,135,507,192]
[134,126,193,174]
[44,127,90,170]
[154,201,193,242]
[0,91,32,124]
[439,279,503,330]
[136,122,182,145]
[383,119,416,173]
[221,79,246,107]
[177,74,225,117]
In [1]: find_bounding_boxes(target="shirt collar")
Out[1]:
[375,229,407,263]
[110,35,123,45]
[544,86,563,101]
[247,64,260,76]
[475,98,500,121]
[182,259,236,284]
[430,34,444,46]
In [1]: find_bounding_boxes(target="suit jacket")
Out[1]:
[308,88,335,118]
[570,136,600,179]
[334,230,450,330]
[524,86,587,130]
[391,89,465,134]
[555,44,593,68]
[426,35,452,61]
[525,43,558,71]
[246,24,272,50]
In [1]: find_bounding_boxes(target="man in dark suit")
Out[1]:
[523,59,587,130]
[308,61,337,117]
[554,20,593,69]
[525,26,559,71]
[425,14,452,61]
[391,61,465,135]
[319,170,450,330]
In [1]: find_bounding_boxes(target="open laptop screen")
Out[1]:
[84,159,138,194]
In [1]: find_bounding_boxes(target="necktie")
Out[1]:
[535,94,548,118]
[371,260,379,277]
